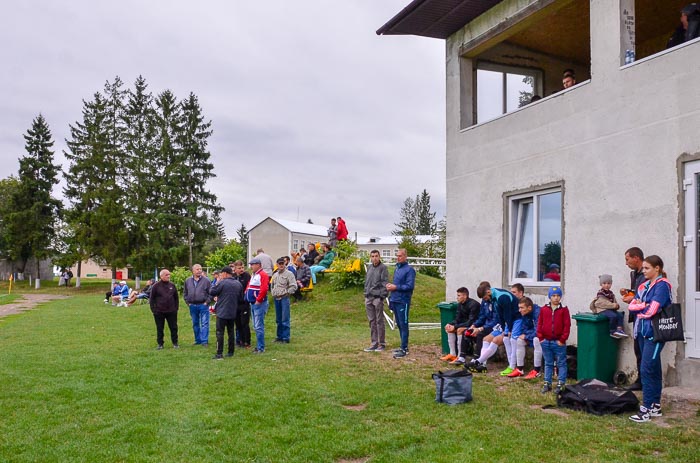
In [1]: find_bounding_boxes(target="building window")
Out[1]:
[508,188,562,284]
[382,249,391,257]
[293,239,298,251]
[300,240,305,250]
[476,63,543,124]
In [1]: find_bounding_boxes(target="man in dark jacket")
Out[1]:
[183,264,212,347]
[363,250,389,352]
[441,287,480,364]
[150,269,180,350]
[293,257,311,302]
[386,248,415,359]
[208,267,243,360]
[232,260,251,348]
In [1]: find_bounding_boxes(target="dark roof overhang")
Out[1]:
[376,0,505,39]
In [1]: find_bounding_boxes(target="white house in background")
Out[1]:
[356,235,438,259]
[247,217,329,262]
[379,0,700,387]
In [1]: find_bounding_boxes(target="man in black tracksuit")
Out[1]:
[208,267,243,360]
[232,260,252,348]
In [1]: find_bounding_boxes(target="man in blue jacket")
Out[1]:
[386,248,415,359]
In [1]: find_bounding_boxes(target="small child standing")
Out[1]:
[507,297,542,379]
[536,286,571,394]
[590,274,628,338]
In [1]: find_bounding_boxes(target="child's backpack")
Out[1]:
[557,378,639,415]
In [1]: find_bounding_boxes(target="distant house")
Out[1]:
[379,0,700,387]
[247,217,330,262]
[68,259,129,280]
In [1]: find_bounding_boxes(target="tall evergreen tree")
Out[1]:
[5,115,62,277]
[415,189,437,235]
[64,92,130,276]
[236,223,249,253]
[0,177,21,258]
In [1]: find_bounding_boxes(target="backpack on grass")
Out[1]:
[557,378,638,415]
[432,369,473,405]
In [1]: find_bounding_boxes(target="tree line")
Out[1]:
[0,76,225,280]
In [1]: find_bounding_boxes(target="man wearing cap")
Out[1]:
[183,264,212,347]
[112,280,130,306]
[245,257,270,353]
[149,269,179,349]
[271,257,298,343]
[543,263,561,282]
[208,267,243,360]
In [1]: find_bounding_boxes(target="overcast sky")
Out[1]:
[0,0,445,238]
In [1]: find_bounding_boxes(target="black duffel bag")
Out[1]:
[432,369,473,405]
[557,378,638,415]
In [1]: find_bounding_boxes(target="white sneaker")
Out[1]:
[630,407,651,423]
[649,403,662,417]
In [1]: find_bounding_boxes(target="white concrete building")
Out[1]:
[380,0,700,387]
[356,235,438,259]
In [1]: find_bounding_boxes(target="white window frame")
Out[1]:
[507,187,562,286]
[382,249,391,257]
[476,62,544,124]
[293,239,299,251]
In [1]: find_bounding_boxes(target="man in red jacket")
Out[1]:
[536,286,570,394]
[336,217,348,242]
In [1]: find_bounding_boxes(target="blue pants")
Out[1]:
[274,296,291,341]
[189,304,210,345]
[541,340,567,385]
[637,336,665,408]
[601,310,624,333]
[390,301,410,350]
[251,299,269,351]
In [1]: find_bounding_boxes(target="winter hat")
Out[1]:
[599,274,613,285]
[548,286,563,298]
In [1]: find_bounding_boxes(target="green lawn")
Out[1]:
[0,274,698,462]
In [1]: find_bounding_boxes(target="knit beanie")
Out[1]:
[548,286,563,298]
[599,274,613,285]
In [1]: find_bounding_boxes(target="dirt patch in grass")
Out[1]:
[336,458,369,463]
[0,294,69,318]
[343,404,367,411]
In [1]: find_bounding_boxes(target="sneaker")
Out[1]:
[649,403,662,417]
[615,329,629,338]
[156,345,164,350]
[500,366,514,376]
[103,299,108,304]
[440,354,457,362]
[392,348,403,353]
[610,332,622,339]
[524,370,541,380]
[541,383,552,394]
[363,345,378,352]
[467,358,480,367]
[450,357,466,365]
[212,354,224,360]
[173,344,179,349]
[472,364,488,373]
[225,352,234,358]
[375,345,385,352]
[201,343,209,347]
[554,383,565,394]
[630,407,651,423]
[253,348,264,354]
[507,368,524,378]
[393,349,407,359]
[273,338,283,343]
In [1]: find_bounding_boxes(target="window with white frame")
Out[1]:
[293,239,299,251]
[382,249,391,257]
[300,240,305,250]
[508,188,562,284]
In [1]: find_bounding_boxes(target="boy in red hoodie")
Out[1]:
[537,286,571,394]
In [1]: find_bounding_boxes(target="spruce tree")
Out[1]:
[5,114,62,278]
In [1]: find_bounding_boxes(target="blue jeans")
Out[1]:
[390,301,410,350]
[541,340,567,385]
[251,299,269,351]
[309,265,327,284]
[602,309,624,333]
[637,336,665,408]
[274,296,291,341]
[189,304,210,345]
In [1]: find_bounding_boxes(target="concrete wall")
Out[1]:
[445,0,700,384]
[248,218,291,263]
[68,260,129,279]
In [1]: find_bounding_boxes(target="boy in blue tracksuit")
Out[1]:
[507,296,543,378]
[386,249,415,359]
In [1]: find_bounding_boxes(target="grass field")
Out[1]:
[0,274,699,462]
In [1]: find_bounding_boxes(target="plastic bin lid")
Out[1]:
[437,301,458,309]
[572,312,607,321]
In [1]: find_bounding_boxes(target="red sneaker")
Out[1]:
[440,354,457,362]
[507,368,524,378]
[524,370,541,379]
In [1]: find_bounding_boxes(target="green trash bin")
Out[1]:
[437,301,459,354]
[572,313,619,383]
